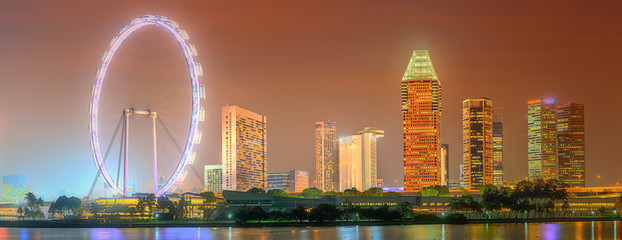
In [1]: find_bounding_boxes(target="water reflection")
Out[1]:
[0,221,619,240]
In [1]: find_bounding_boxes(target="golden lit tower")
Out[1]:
[315,120,339,191]
[492,107,504,186]
[222,105,267,191]
[527,98,558,180]
[462,98,494,190]
[401,50,442,191]
[557,103,585,188]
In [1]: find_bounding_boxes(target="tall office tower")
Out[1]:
[462,98,494,190]
[222,105,267,191]
[339,127,385,191]
[493,107,504,186]
[527,98,558,180]
[440,144,449,186]
[204,165,223,193]
[557,103,585,187]
[267,169,309,193]
[315,120,339,191]
[458,164,465,189]
[401,50,442,191]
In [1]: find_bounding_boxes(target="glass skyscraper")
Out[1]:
[527,98,558,180]
[401,50,442,191]
[338,127,384,191]
[222,105,267,191]
[557,103,585,187]
[493,107,504,186]
[315,120,339,192]
[462,98,494,190]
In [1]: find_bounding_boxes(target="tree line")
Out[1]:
[450,179,571,218]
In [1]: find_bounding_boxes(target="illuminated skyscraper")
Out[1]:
[204,165,223,193]
[557,103,585,188]
[401,50,442,191]
[527,98,557,180]
[222,105,267,191]
[315,120,339,191]
[339,127,384,191]
[440,144,449,186]
[493,107,504,186]
[462,98,494,190]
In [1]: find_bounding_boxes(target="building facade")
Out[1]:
[267,169,309,193]
[338,127,384,191]
[2,175,29,203]
[527,98,558,180]
[493,107,504,186]
[462,98,494,190]
[401,50,442,191]
[440,144,449,186]
[222,105,267,192]
[204,165,223,193]
[315,120,339,192]
[557,103,585,188]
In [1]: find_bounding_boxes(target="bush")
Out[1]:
[444,213,468,224]
[412,213,441,223]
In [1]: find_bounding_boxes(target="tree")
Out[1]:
[302,188,323,199]
[90,202,102,221]
[247,187,266,194]
[267,189,288,197]
[17,207,24,220]
[310,204,340,222]
[24,192,44,219]
[290,206,308,222]
[364,187,384,197]
[249,206,268,222]
[323,191,339,197]
[157,196,180,220]
[383,192,402,197]
[137,193,157,219]
[198,192,217,203]
[339,199,359,221]
[398,201,414,220]
[342,188,362,197]
[420,187,439,197]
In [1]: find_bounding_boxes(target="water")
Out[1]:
[0,221,619,239]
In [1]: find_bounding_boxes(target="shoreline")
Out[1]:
[0,216,619,228]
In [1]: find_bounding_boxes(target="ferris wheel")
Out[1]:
[88,15,205,198]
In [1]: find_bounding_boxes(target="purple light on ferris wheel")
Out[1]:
[89,15,203,197]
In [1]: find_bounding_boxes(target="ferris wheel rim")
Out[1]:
[89,15,202,197]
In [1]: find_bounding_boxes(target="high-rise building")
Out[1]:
[315,120,339,192]
[204,165,223,193]
[267,169,309,193]
[222,105,267,192]
[462,98,493,190]
[493,107,504,186]
[527,98,558,180]
[440,144,449,186]
[458,164,465,189]
[2,175,29,203]
[339,127,384,191]
[267,172,289,192]
[401,50,442,191]
[557,103,585,188]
